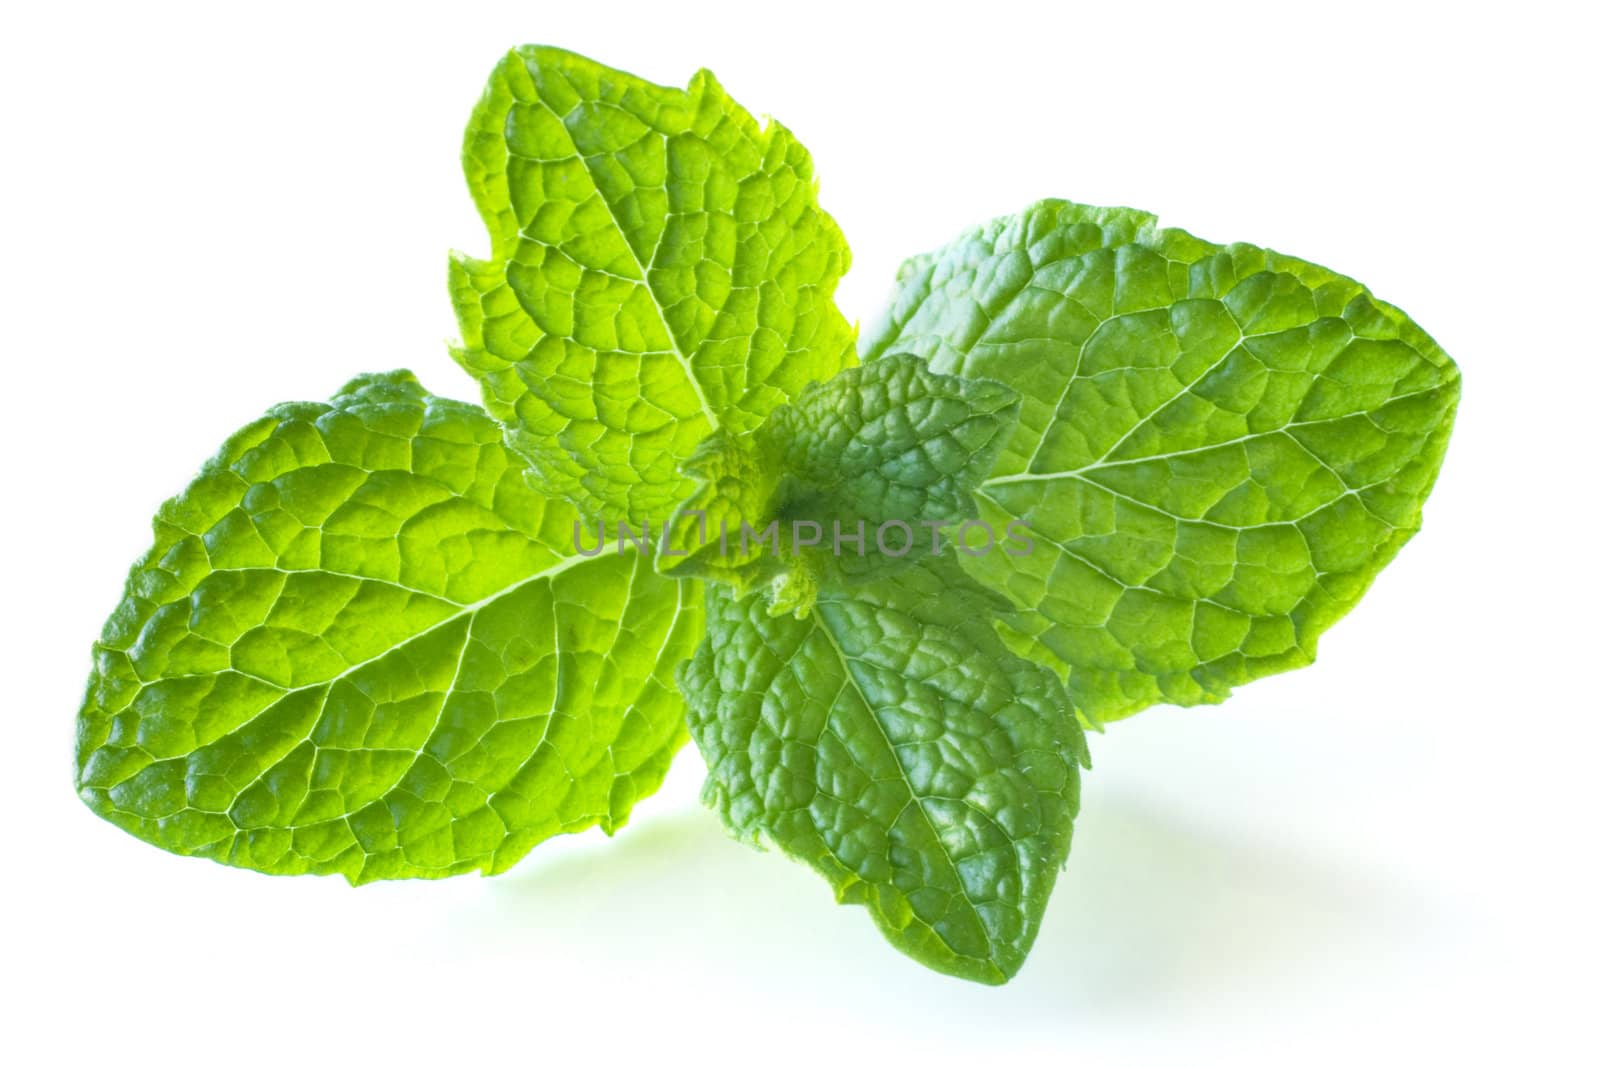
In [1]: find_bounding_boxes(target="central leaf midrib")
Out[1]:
[231,549,602,699]
[808,604,992,959]
[983,380,1455,489]
[161,549,610,819]
[552,102,721,433]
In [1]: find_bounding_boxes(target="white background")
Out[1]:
[3,1,1595,1062]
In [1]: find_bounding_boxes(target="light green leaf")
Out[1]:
[863,200,1460,722]
[655,428,782,590]
[659,355,1021,598]
[450,45,855,525]
[74,372,702,883]
[679,558,1087,983]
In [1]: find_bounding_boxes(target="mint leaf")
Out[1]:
[862,200,1461,722]
[655,429,782,589]
[74,372,702,882]
[660,355,1021,598]
[763,353,1019,535]
[450,46,855,525]
[679,558,1087,983]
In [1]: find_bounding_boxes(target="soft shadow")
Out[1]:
[1017,789,1436,1014]
[467,804,886,973]
[457,790,1434,1021]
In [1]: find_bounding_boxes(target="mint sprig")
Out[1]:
[74,46,1460,983]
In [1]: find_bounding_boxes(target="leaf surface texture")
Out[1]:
[659,355,1020,590]
[451,46,855,524]
[863,200,1460,720]
[680,559,1086,982]
[75,372,701,882]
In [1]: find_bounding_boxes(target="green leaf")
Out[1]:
[862,200,1461,722]
[658,355,1021,598]
[655,428,783,590]
[679,557,1087,983]
[74,372,702,883]
[762,353,1019,537]
[450,46,855,525]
